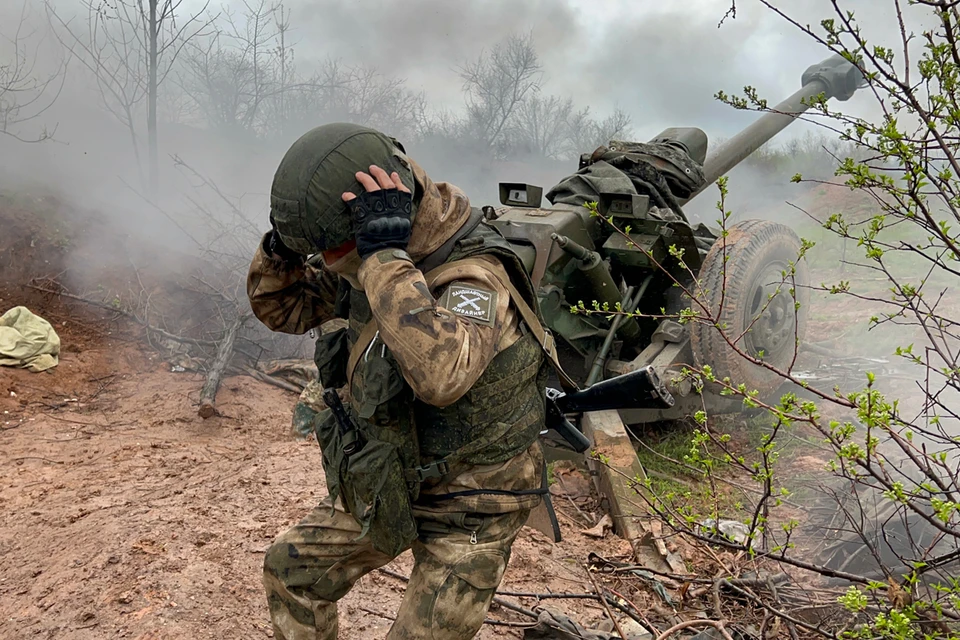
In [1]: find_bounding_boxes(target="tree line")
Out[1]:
[1,0,635,197]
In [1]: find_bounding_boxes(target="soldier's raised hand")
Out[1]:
[342,165,413,259]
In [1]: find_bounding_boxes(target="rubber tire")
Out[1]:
[690,219,810,398]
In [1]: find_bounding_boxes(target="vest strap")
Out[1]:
[491,271,580,391]
[346,321,380,389]
[415,207,486,274]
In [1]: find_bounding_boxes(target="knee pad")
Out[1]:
[263,540,301,581]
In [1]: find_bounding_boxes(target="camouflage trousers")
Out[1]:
[263,497,530,640]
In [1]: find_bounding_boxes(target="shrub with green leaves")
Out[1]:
[576,3,960,638]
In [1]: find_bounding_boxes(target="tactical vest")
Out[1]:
[308,214,549,557]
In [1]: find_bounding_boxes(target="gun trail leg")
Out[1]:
[581,410,684,574]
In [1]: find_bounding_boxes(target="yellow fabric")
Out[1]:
[0,306,61,372]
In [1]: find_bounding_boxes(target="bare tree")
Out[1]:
[46,0,214,196]
[0,0,67,143]
[179,35,262,135]
[409,106,469,150]
[508,93,574,159]
[264,60,422,140]
[262,0,293,138]
[177,0,289,137]
[311,61,425,140]
[596,107,633,143]
[175,0,422,143]
[429,32,635,162]
[564,106,633,158]
[457,31,543,155]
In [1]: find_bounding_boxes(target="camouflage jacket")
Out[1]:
[247,234,544,517]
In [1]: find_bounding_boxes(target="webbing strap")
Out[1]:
[346,320,380,389]
[414,207,486,274]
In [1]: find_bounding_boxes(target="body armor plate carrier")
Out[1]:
[307,212,555,557]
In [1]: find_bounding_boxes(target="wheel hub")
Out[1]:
[745,265,796,359]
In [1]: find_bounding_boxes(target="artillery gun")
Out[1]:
[484,54,866,428]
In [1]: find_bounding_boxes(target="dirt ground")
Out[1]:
[0,311,640,639]
[0,195,644,639]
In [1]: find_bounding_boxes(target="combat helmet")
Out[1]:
[269,123,417,255]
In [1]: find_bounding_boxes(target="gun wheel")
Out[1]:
[690,219,810,398]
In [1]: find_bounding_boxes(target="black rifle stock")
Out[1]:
[321,367,674,457]
[545,366,675,453]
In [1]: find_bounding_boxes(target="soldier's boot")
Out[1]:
[262,498,395,640]
[385,509,529,640]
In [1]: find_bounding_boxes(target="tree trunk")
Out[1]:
[147,0,159,199]
[198,315,243,419]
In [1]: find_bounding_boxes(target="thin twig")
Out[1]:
[655,619,735,640]
[8,456,64,464]
[585,565,629,640]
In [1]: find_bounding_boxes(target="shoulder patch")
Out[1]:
[438,282,498,327]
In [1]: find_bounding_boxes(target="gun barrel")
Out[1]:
[692,81,825,199]
[682,53,866,204]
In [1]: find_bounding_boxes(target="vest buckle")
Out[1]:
[415,459,449,481]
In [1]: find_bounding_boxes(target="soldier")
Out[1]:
[247,122,559,639]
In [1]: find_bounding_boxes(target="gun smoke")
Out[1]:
[2,0,957,582]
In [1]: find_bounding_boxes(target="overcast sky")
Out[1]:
[165,0,918,142]
[5,0,928,146]
[0,0,936,222]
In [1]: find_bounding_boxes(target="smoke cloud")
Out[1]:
[0,0,920,220]
[0,0,934,345]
